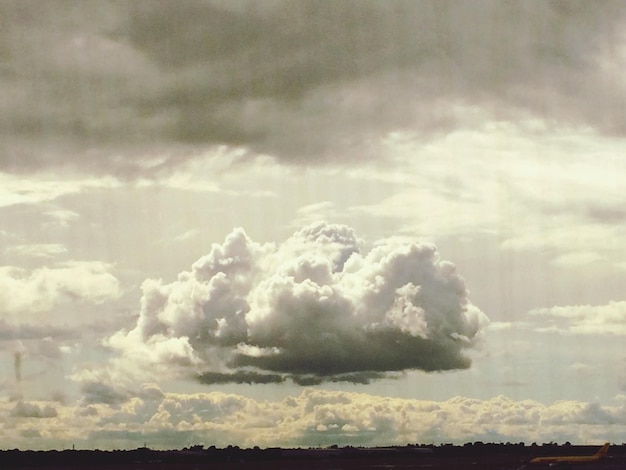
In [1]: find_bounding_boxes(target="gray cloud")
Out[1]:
[196,370,285,385]
[81,381,131,406]
[290,372,388,386]
[1,1,625,174]
[78,381,164,407]
[14,351,22,383]
[0,319,77,341]
[106,222,488,385]
[10,400,58,418]
[20,429,42,438]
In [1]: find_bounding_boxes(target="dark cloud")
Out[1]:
[0,0,167,175]
[77,405,99,417]
[236,330,472,376]
[1,1,625,174]
[107,222,488,385]
[14,351,22,383]
[196,369,387,386]
[20,429,42,438]
[78,379,163,407]
[127,1,268,68]
[81,381,131,405]
[10,400,58,418]
[585,204,626,224]
[196,370,285,385]
[290,372,388,386]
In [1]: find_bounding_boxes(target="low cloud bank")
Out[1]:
[5,389,626,450]
[106,222,487,385]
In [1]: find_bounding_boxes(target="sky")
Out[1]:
[1,0,626,450]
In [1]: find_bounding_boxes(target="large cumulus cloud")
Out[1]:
[107,222,487,385]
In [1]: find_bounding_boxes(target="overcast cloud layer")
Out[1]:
[1,0,626,174]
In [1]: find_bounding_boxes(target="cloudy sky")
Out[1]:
[1,0,626,450]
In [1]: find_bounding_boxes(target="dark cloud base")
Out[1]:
[196,371,285,385]
[195,370,389,386]
[233,332,471,380]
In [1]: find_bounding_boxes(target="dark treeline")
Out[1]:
[1,442,625,468]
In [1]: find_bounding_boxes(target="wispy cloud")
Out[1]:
[5,244,68,259]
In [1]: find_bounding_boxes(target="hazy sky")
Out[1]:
[1,0,626,450]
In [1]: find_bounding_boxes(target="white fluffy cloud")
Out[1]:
[0,261,121,315]
[106,222,488,385]
[529,301,626,335]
